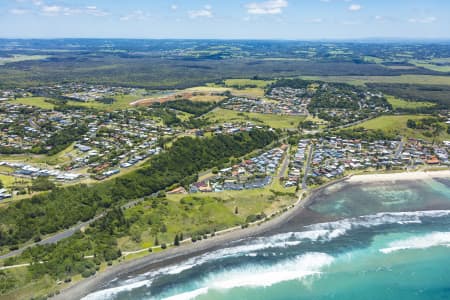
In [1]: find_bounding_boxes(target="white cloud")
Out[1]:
[15,0,108,17]
[306,18,324,23]
[348,4,361,11]
[9,8,29,15]
[120,10,149,21]
[408,16,437,24]
[40,5,62,16]
[171,4,178,11]
[188,5,213,19]
[85,6,109,17]
[246,0,288,15]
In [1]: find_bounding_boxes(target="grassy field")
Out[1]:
[11,91,147,111]
[300,75,450,86]
[351,115,450,142]
[205,108,304,129]
[410,60,450,72]
[223,78,273,88]
[118,184,296,251]
[386,95,436,110]
[0,55,49,66]
[8,97,56,110]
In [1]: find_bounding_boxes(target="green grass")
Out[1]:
[0,55,49,66]
[363,56,384,64]
[67,91,147,111]
[386,95,436,110]
[410,60,450,72]
[352,115,450,142]
[9,97,56,110]
[11,91,146,111]
[299,75,450,86]
[205,108,304,129]
[223,79,273,88]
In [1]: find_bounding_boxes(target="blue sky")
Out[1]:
[0,0,449,39]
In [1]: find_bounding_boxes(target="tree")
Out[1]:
[174,234,180,246]
[31,177,55,192]
[406,119,416,129]
[234,206,239,214]
[431,123,445,145]
[0,179,3,189]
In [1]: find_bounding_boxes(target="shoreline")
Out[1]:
[54,170,449,300]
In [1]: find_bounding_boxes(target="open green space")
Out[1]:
[205,108,305,129]
[223,78,273,88]
[386,95,436,110]
[300,75,450,86]
[10,91,146,111]
[351,115,450,142]
[0,55,49,66]
[410,60,450,72]
[8,97,56,110]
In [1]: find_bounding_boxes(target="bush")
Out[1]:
[81,270,92,278]
[161,243,167,249]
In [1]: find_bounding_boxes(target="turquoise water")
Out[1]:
[84,178,450,300]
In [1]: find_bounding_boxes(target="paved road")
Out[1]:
[0,213,106,260]
[277,146,290,179]
[395,140,404,159]
[0,191,159,260]
[302,144,314,190]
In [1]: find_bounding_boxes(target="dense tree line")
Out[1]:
[33,123,88,155]
[367,83,450,108]
[0,130,277,249]
[323,127,400,142]
[157,99,220,117]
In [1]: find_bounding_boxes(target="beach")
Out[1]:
[54,170,450,300]
[346,170,450,183]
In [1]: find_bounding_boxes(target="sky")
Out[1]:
[0,0,449,39]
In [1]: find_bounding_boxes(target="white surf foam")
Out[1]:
[209,252,334,289]
[161,252,333,299]
[380,232,450,254]
[81,279,152,300]
[83,210,450,300]
[163,287,209,300]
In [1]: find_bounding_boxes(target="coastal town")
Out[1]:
[0,80,449,202]
[1,17,450,300]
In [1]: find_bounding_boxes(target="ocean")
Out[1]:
[83,177,450,300]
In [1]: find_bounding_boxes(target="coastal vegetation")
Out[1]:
[0,130,277,251]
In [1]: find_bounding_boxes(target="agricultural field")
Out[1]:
[223,78,273,88]
[410,60,450,72]
[386,95,436,110]
[300,75,450,86]
[352,115,450,142]
[204,108,305,129]
[0,55,49,66]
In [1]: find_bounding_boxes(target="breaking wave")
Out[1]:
[82,210,450,300]
[380,231,450,254]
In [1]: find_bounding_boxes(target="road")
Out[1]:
[302,144,314,190]
[395,140,404,159]
[0,139,288,259]
[277,145,290,179]
[0,213,106,260]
